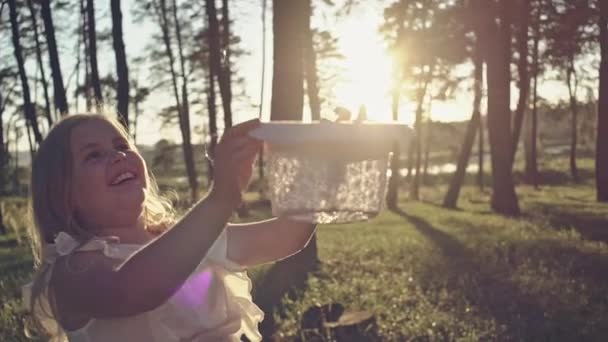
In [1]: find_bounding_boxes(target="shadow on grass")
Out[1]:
[253,242,319,340]
[391,208,576,340]
[514,168,595,186]
[448,214,608,286]
[525,201,608,244]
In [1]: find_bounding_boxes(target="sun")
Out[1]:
[333,19,397,123]
[330,9,473,126]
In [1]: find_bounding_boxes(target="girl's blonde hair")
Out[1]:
[26,113,175,339]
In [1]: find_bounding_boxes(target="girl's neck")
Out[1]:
[95,221,153,244]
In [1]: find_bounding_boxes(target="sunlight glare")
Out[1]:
[333,15,403,123]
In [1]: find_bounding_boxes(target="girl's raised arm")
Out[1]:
[51,119,261,323]
[226,217,317,268]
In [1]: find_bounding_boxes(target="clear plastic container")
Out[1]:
[250,121,412,224]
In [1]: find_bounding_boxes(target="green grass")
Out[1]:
[261,185,608,340]
[2,159,608,340]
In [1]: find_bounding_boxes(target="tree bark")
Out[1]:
[478,112,484,190]
[86,0,103,107]
[40,0,69,116]
[411,68,432,201]
[510,0,531,167]
[260,0,318,337]
[171,0,198,200]
[152,0,198,202]
[567,57,579,182]
[9,0,43,144]
[81,0,93,111]
[111,0,130,129]
[422,118,432,184]
[270,0,305,121]
[0,203,6,235]
[205,56,218,182]
[132,83,140,144]
[0,90,8,196]
[386,88,401,210]
[220,0,232,129]
[26,0,52,127]
[205,0,232,130]
[74,1,83,113]
[482,0,520,215]
[406,140,415,182]
[303,0,321,121]
[524,0,541,187]
[444,45,483,208]
[598,0,608,201]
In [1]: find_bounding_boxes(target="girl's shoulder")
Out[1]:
[46,234,143,331]
[46,232,142,262]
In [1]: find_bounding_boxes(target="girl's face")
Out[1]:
[70,119,148,231]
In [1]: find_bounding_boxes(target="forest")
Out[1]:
[1,0,608,340]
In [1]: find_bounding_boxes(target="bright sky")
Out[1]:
[122,0,576,146]
[11,0,579,149]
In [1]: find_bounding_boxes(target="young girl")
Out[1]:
[23,113,317,341]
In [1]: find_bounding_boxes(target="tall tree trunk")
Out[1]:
[303,0,321,121]
[220,0,232,129]
[0,89,8,201]
[0,203,6,235]
[482,0,520,215]
[111,0,129,129]
[257,0,268,183]
[386,87,401,210]
[406,140,415,182]
[205,57,218,182]
[444,45,483,208]
[598,0,608,201]
[154,0,197,203]
[422,118,431,183]
[260,0,317,337]
[132,84,141,145]
[25,119,35,160]
[0,92,7,196]
[40,0,69,116]
[9,0,43,144]
[510,0,531,167]
[81,0,92,111]
[567,57,579,182]
[205,0,232,130]
[86,0,103,107]
[478,113,485,190]
[270,0,305,120]
[26,0,52,127]
[172,0,198,200]
[411,69,432,201]
[525,1,541,187]
[12,124,20,193]
[74,1,83,113]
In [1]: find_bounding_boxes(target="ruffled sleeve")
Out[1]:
[204,229,245,272]
[22,231,264,342]
[21,232,104,342]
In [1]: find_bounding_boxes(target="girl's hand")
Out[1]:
[210,119,262,209]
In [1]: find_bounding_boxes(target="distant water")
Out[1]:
[11,144,571,174]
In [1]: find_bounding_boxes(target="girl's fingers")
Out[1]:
[221,119,260,141]
[233,144,261,163]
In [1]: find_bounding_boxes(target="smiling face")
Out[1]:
[70,118,148,232]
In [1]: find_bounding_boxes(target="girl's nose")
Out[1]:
[111,150,127,163]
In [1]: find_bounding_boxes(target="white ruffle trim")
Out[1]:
[23,232,263,342]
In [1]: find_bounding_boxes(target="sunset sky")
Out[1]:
[10,0,582,149]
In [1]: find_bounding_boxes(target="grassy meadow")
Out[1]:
[1,155,608,341]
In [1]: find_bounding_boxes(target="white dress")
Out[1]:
[22,231,264,342]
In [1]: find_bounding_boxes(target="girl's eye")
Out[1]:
[85,150,102,162]
[117,143,131,151]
